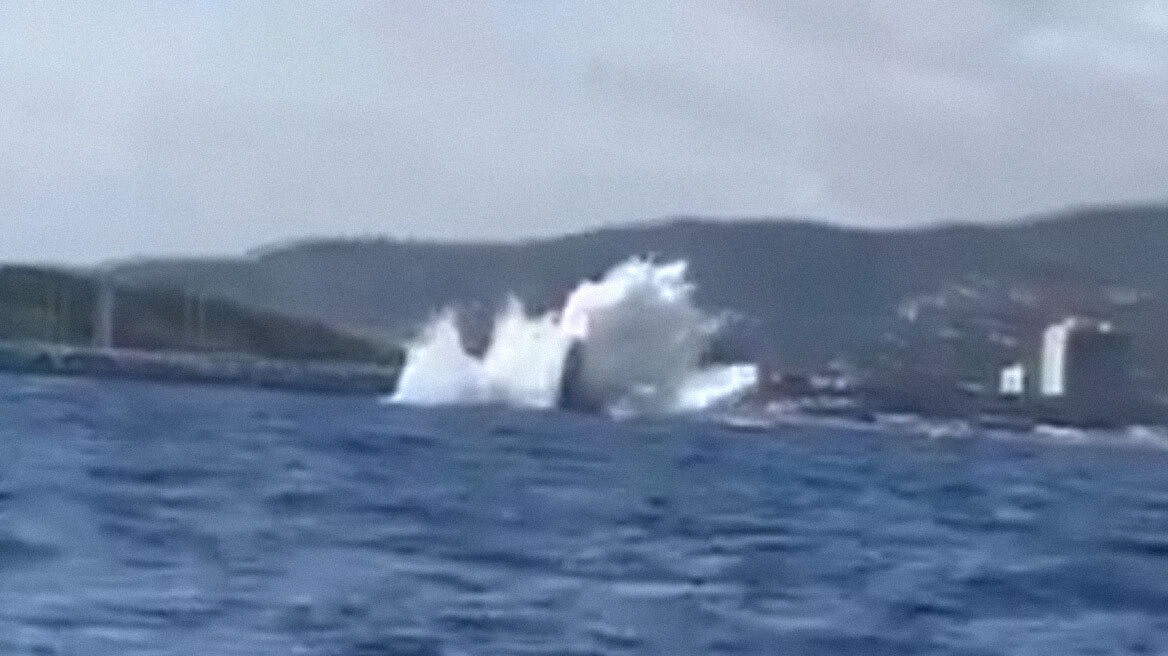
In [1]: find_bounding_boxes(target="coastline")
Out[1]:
[0,340,399,396]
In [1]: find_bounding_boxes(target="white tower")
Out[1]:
[1040,318,1074,397]
[93,276,115,349]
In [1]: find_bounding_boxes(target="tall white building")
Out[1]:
[93,277,115,349]
[1040,319,1075,397]
[1040,317,1127,400]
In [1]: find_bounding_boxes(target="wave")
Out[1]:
[387,257,758,416]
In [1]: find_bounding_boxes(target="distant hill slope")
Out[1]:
[0,266,400,364]
[113,204,1168,371]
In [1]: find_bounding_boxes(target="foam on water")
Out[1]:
[388,257,759,416]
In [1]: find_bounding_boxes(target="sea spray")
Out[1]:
[388,257,758,415]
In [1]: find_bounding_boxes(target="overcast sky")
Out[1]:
[2,1,1167,263]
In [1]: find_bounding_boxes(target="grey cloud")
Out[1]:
[0,1,1165,263]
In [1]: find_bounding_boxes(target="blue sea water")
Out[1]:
[2,375,1168,654]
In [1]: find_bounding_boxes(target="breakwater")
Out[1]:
[0,340,399,395]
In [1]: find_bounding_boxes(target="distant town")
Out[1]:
[753,315,1158,429]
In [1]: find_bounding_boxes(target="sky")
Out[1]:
[2,1,1167,264]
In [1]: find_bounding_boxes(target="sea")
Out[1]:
[3,374,1168,655]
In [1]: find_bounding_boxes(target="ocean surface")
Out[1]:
[3,375,1168,655]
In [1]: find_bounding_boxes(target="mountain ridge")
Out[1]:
[111,203,1168,379]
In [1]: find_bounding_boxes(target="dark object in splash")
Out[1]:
[557,340,601,412]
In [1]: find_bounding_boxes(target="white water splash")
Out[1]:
[388,257,759,416]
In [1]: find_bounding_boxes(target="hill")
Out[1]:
[0,266,400,365]
[111,204,1168,385]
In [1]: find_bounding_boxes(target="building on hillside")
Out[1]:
[1039,317,1132,408]
[93,277,115,349]
[999,362,1026,398]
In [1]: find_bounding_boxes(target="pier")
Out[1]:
[0,340,399,395]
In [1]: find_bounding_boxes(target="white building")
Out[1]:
[1040,317,1123,399]
[999,363,1026,397]
[1040,319,1074,397]
[93,276,115,349]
